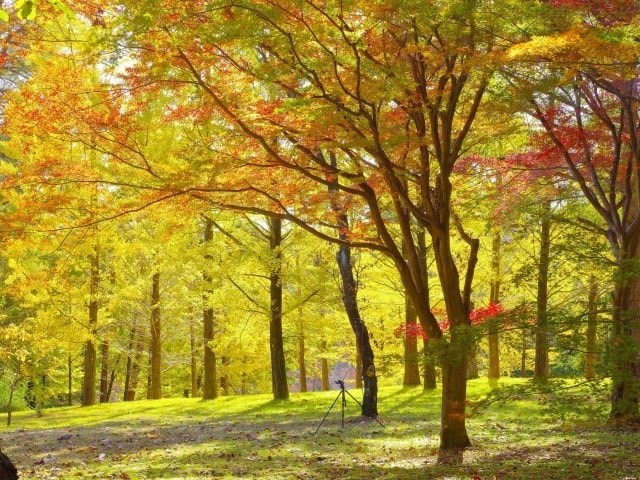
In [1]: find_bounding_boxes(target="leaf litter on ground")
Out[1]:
[1,380,639,479]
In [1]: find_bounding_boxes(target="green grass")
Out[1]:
[1,379,638,479]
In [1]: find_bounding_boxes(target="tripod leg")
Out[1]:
[344,389,363,408]
[314,391,343,435]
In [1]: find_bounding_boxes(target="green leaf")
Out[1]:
[48,0,74,18]
[0,9,8,22]
[17,1,36,21]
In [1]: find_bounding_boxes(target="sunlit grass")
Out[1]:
[1,378,636,479]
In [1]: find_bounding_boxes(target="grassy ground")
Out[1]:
[0,378,638,479]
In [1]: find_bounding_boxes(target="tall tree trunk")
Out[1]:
[521,328,528,378]
[336,241,378,417]
[190,319,199,397]
[82,246,99,406]
[354,341,363,389]
[488,227,501,380]
[298,314,308,393]
[124,323,144,401]
[149,271,162,399]
[68,355,73,406]
[403,295,421,386]
[328,151,377,416]
[535,203,551,382]
[416,227,436,390]
[584,275,599,380]
[269,217,289,400]
[609,236,640,424]
[220,356,230,395]
[202,217,218,400]
[423,339,437,390]
[107,367,117,402]
[99,340,109,403]
[402,230,422,387]
[430,230,475,451]
[321,340,330,391]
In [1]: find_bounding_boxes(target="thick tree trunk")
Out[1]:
[535,203,551,383]
[430,232,473,451]
[488,227,501,380]
[202,216,218,400]
[584,275,599,380]
[149,272,162,399]
[269,217,289,400]
[609,237,640,424]
[82,248,99,406]
[99,340,109,403]
[440,350,471,451]
[423,342,437,390]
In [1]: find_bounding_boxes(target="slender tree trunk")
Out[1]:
[403,294,421,386]
[99,340,109,403]
[521,328,527,378]
[269,217,289,400]
[535,202,551,383]
[68,355,73,406]
[202,217,218,400]
[584,275,599,380]
[298,315,308,392]
[107,367,117,402]
[190,319,199,397]
[321,340,330,391]
[336,240,378,416]
[328,152,377,416]
[402,236,421,386]
[220,356,230,395]
[124,323,144,401]
[82,247,99,406]
[488,227,501,380]
[416,227,436,390]
[149,272,162,399]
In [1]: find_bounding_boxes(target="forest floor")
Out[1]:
[0,379,639,479]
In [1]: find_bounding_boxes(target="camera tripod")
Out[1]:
[314,380,384,434]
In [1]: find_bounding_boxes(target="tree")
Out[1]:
[18,0,555,451]
[201,216,217,400]
[507,1,640,422]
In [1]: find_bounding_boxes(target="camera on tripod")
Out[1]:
[334,379,345,389]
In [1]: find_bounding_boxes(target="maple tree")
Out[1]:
[87,0,567,451]
[506,0,640,423]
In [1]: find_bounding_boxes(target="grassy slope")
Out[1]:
[0,379,638,479]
